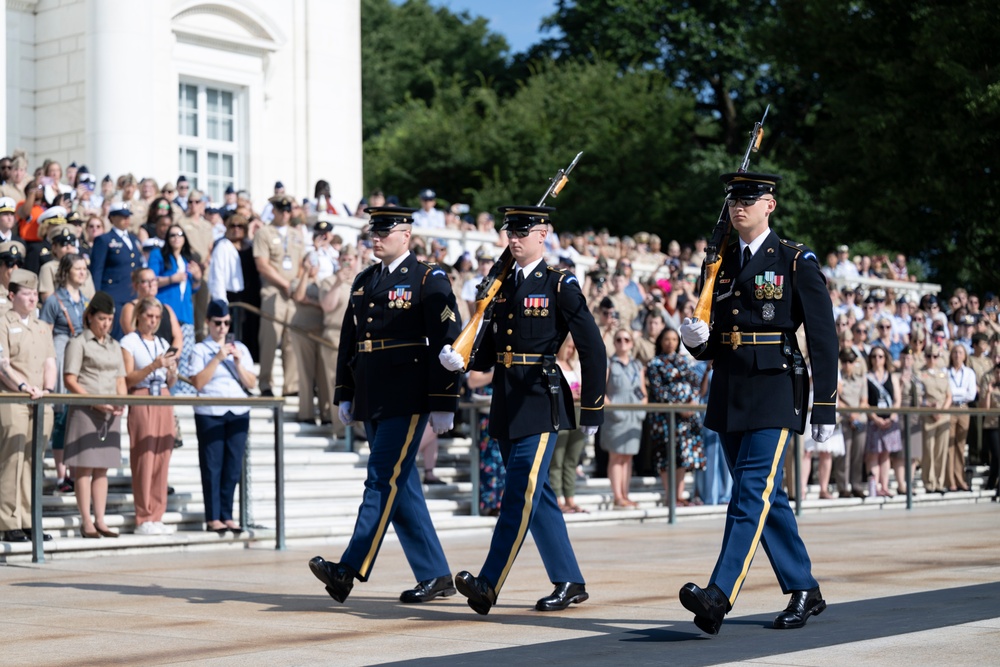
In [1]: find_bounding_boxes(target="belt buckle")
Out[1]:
[503,351,513,368]
[361,340,373,353]
[730,331,741,350]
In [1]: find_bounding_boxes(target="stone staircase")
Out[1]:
[3,351,996,562]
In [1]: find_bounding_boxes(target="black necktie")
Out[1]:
[514,269,523,288]
[372,265,387,289]
[742,246,752,268]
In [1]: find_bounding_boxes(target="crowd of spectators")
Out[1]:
[1,148,997,543]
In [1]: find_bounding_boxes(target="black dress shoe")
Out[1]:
[535,582,589,611]
[679,582,730,635]
[773,587,827,629]
[308,557,356,603]
[454,571,497,615]
[2,529,29,542]
[400,576,457,603]
[27,528,53,542]
[261,389,274,397]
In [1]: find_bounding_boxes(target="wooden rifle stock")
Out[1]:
[451,248,514,368]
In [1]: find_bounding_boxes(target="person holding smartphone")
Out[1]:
[188,300,257,534]
[120,297,178,535]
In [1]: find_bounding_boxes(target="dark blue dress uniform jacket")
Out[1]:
[334,254,462,421]
[89,229,143,306]
[689,230,838,434]
[470,261,605,440]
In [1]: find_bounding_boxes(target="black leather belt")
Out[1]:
[497,352,543,368]
[356,337,428,353]
[720,332,783,350]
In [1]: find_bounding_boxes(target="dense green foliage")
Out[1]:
[362,0,1000,290]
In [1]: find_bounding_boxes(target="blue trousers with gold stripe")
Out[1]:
[479,432,584,595]
[710,429,818,607]
[340,414,451,583]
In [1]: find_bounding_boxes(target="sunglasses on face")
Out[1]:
[370,229,400,239]
[3,259,23,268]
[188,198,203,204]
[508,228,540,239]
[211,319,231,326]
[879,324,891,329]
[726,197,770,208]
[168,232,185,239]
[615,337,632,343]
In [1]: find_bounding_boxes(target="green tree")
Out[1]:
[361,0,511,141]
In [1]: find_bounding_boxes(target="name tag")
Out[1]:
[272,237,281,244]
[9,327,22,334]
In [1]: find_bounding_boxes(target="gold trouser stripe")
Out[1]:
[729,428,788,606]
[495,432,550,592]
[359,414,421,578]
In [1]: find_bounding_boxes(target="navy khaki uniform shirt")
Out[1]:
[688,230,838,434]
[470,260,605,440]
[334,253,462,421]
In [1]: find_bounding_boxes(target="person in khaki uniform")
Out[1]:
[179,190,214,342]
[0,269,56,542]
[318,245,359,437]
[290,221,335,423]
[253,194,303,396]
[919,343,952,493]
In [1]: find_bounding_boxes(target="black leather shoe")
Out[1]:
[308,557,356,603]
[454,571,496,615]
[2,529,29,542]
[535,582,589,611]
[773,587,827,629]
[27,528,53,542]
[679,582,729,635]
[400,576,457,603]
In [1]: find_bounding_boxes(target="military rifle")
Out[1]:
[692,106,769,325]
[450,152,584,370]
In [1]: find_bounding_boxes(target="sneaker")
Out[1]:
[134,522,162,535]
[155,522,176,534]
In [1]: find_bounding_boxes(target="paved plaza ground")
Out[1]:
[3,503,999,666]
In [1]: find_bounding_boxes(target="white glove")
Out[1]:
[438,344,465,372]
[429,411,454,435]
[680,317,710,348]
[580,425,599,436]
[337,401,354,426]
[812,424,835,443]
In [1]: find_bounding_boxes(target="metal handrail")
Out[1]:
[0,392,285,563]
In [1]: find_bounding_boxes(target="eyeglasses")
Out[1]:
[139,278,157,285]
[726,197,771,208]
[2,259,23,268]
[188,198,202,204]
[370,229,401,239]
[211,319,231,326]
[168,232,185,239]
[508,228,541,239]
[615,337,632,343]
[228,224,248,230]
[878,324,892,329]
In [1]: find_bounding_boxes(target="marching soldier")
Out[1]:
[678,172,839,634]
[253,194,303,396]
[309,206,462,605]
[439,205,606,615]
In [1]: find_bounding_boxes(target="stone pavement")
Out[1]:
[3,503,998,666]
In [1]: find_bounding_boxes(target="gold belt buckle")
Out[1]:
[730,331,742,350]
[503,351,513,368]
[361,340,373,353]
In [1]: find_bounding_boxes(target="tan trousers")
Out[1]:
[128,391,175,525]
[0,403,53,531]
[946,409,970,489]
[922,415,951,492]
[258,286,298,395]
[292,328,332,421]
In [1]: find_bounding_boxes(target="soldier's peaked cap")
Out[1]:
[364,206,416,231]
[498,205,555,232]
[721,172,782,199]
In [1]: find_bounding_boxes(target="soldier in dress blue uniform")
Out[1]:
[438,205,606,615]
[678,172,839,634]
[309,206,463,605]
[89,202,144,339]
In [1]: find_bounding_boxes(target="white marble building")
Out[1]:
[2,0,362,207]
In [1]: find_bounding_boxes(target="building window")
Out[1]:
[178,82,242,205]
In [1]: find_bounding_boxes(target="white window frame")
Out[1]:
[177,79,246,205]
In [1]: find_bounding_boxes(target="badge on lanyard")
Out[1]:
[282,255,293,271]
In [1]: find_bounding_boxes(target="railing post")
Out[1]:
[467,403,480,517]
[274,403,286,550]
[902,413,913,510]
[668,409,677,525]
[31,400,45,564]
[240,427,250,531]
